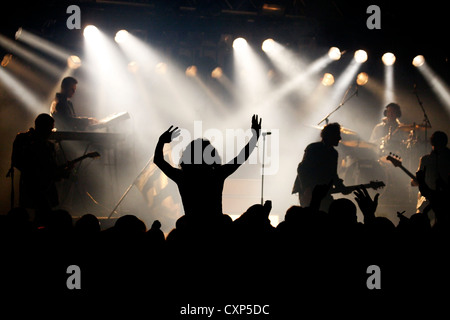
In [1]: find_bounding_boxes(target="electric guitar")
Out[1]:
[65,151,101,168]
[299,180,385,206]
[386,153,417,183]
[331,180,385,194]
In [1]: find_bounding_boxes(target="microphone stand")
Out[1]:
[413,85,432,152]
[318,85,358,126]
[261,132,271,205]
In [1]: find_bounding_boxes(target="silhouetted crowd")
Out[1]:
[1,182,449,316]
[3,114,449,316]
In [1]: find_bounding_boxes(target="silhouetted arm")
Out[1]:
[154,126,182,182]
[309,180,333,211]
[222,115,261,177]
[354,186,379,224]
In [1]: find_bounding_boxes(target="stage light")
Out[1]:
[15,27,23,40]
[354,50,368,63]
[115,30,129,44]
[211,67,223,79]
[83,25,99,39]
[233,37,248,50]
[321,73,335,86]
[262,39,276,53]
[67,55,81,69]
[412,55,425,67]
[1,53,12,67]
[328,47,341,61]
[156,62,167,75]
[356,72,369,86]
[185,65,197,77]
[382,52,396,66]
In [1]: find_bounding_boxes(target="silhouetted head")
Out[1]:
[47,209,73,233]
[180,138,221,170]
[61,76,77,98]
[328,198,357,226]
[383,102,401,120]
[321,122,341,147]
[114,215,146,234]
[75,214,101,234]
[430,131,448,151]
[34,113,54,139]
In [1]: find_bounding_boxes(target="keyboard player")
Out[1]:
[50,76,99,131]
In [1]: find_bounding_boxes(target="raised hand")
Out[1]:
[251,114,262,136]
[353,186,379,223]
[159,125,180,144]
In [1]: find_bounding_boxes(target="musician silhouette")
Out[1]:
[50,76,98,131]
[11,114,73,223]
[292,122,350,211]
[370,102,406,152]
[154,115,261,221]
[413,131,450,224]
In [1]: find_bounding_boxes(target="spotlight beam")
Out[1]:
[262,39,307,77]
[316,60,361,124]
[15,29,70,62]
[233,37,270,109]
[260,53,333,109]
[417,63,450,114]
[384,65,395,104]
[0,67,45,113]
[0,33,63,77]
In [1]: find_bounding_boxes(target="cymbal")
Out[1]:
[397,123,431,132]
[340,140,378,149]
[311,125,358,136]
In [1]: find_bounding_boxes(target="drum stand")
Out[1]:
[413,84,432,153]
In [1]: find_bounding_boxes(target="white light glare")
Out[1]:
[211,67,223,79]
[321,73,335,86]
[328,47,341,61]
[186,65,197,77]
[412,55,425,67]
[115,30,129,44]
[382,52,396,66]
[83,25,100,40]
[233,37,248,50]
[67,55,82,69]
[356,72,369,86]
[262,39,276,53]
[354,50,368,63]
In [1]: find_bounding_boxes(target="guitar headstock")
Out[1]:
[368,180,386,190]
[86,151,101,159]
[386,152,402,167]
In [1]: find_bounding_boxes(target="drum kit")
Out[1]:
[313,122,431,192]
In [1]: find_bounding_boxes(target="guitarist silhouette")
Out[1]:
[11,114,100,225]
[292,123,351,211]
[412,131,450,221]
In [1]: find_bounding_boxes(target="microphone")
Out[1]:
[262,131,272,136]
[413,83,417,93]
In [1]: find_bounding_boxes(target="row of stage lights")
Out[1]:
[28,25,425,74]
[236,37,426,67]
[84,26,426,68]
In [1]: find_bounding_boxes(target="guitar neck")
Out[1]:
[331,183,375,194]
[70,154,89,164]
[399,165,417,182]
